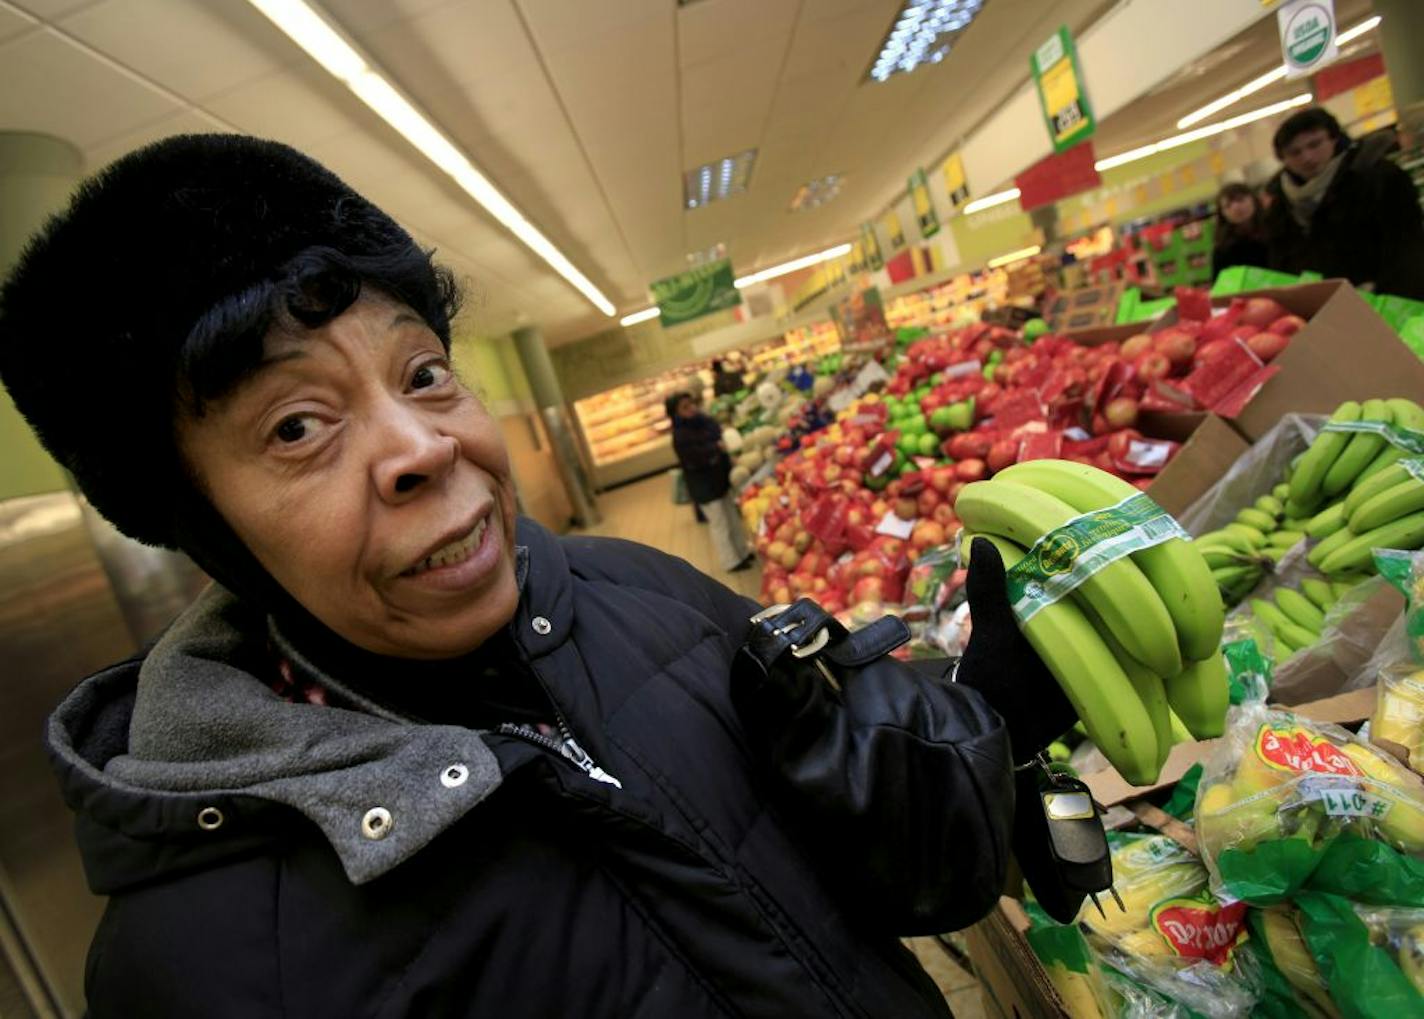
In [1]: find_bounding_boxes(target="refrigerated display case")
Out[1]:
[573,368,711,489]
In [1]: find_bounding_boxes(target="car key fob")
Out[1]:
[1012,759,1117,923]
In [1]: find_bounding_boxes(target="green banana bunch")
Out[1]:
[955,477,1183,677]
[1289,400,1362,512]
[954,462,1227,772]
[963,531,1162,785]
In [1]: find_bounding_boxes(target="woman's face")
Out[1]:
[1220,192,1256,225]
[179,292,520,659]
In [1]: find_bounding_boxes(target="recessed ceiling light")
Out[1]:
[683,149,757,210]
[868,0,985,83]
[789,174,844,212]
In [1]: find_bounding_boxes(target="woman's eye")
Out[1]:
[411,359,453,391]
[273,414,318,445]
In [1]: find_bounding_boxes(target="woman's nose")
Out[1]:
[370,402,458,501]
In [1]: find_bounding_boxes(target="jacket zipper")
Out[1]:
[497,718,622,788]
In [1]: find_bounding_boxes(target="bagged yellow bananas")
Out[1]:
[1079,833,1256,1017]
[1196,704,1424,903]
[1374,667,1424,775]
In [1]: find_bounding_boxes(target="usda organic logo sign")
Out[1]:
[1280,1,1335,71]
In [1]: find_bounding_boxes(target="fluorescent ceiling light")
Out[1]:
[619,307,660,327]
[869,0,984,82]
[734,243,853,289]
[684,150,757,209]
[789,174,844,212]
[1177,16,1380,129]
[987,245,1040,269]
[962,187,1021,215]
[244,0,615,317]
[1336,14,1381,46]
[1096,93,1312,172]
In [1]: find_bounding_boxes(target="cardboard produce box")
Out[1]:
[1141,413,1249,519]
[965,685,1379,1017]
[1191,281,1424,442]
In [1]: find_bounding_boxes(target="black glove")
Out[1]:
[955,536,1077,764]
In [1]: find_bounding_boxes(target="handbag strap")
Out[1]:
[737,599,910,678]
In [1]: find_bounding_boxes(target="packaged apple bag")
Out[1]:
[1196,703,1424,905]
[1074,833,1258,1019]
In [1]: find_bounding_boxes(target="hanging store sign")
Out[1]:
[650,258,741,326]
[1031,26,1095,152]
[859,222,884,270]
[942,152,969,212]
[1277,0,1337,79]
[908,168,939,238]
[881,208,906,251]
[1014,141,1100,212]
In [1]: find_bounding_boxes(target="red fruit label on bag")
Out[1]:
[1254,724,1361,776]
[1149,894,1248,965]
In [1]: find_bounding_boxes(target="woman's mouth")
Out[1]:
[402,517,488,577]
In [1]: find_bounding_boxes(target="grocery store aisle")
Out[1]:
[569,473,988,1016]
[570,471,763,602]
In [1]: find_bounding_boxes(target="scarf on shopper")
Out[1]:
[1279,150,1346,232]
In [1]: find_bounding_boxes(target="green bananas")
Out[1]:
[964,532,1162,785]
[1289,400,1361,511]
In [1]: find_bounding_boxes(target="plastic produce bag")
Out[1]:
[1293,893,1424,1017]
[1196,704,1424,904]
[1246,906,1339,1018]
[1079,833,1257,1018]
[1024,909,1119,1019]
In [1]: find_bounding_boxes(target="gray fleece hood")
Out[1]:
[47,583,504,891]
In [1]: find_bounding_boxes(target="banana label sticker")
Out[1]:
[1323,420,1424,456]
[1254,723,1361,777]
[1005,492,1189,620]
[1149,894,1248,965]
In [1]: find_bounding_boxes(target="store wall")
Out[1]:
[449,328,573,531]
[550,305,742,401]
[0,133,81,502]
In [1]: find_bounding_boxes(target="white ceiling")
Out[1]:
[2,0,1370,347]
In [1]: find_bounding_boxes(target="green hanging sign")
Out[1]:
[1031,26,1095,153]
[650,258,741,326]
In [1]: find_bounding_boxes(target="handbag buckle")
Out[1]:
[748,603,833,661]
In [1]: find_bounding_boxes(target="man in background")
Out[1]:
[1263,106,1424,299]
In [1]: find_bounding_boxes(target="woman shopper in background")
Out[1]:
[1210,182,1269,279]
[668,389,754,572]
[0,133,1077,1018]
[1263,106,1424,299]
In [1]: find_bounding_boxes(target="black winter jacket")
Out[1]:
[672,412,733,503]
[48,518,1013,1018]
[1263,137,1424,299]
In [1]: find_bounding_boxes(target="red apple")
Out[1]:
[955,458,987,483]
[926,466,955,494]
[946,480,966,501]
[1246,331,1291,362]
[851,576,886,605]
[832,445,857,467]
[1239,297,1289,329]
[986,439,1018,473]
[932,502,958,528]
[894,497,918,521]
[1091,412,1113,436]
[789,573,815,597]
[1196,338,1234,362]
[917,488,943,517]
[1121,333,1154,360]
[1269,314,1306,337]
[910,520,948,550]
[770,583,792,604]
[1229,324,1260,344]
[1153,329,1196,370]
[1133,351,1172,382]
[1104,396,1140,430]
[946,432,992,460]
[856,557,887,579]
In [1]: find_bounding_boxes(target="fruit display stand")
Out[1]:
[574,368,712,490]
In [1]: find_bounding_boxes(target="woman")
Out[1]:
[668,389,753,572]
[1210,182,1268,279]
[0,135,1071,1017]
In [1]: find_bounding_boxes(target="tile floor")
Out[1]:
[571,471,991,1017]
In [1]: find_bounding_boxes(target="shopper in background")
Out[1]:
[668,389,753,572]
[1210,182,1269,279]
[1263,106,1424,299]
[0,134,1078,1018]
[711,355,744,396]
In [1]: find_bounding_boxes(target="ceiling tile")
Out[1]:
[0,4,37,44]
[0,28,180,148]
[200,64,368,150]
[58,0,292,103]
[7,0,102,19]
[315,0,460,35]
[81,105,232,172]
[677,0,799,70]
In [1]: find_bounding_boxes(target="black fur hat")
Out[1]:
[0,134,446,554]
